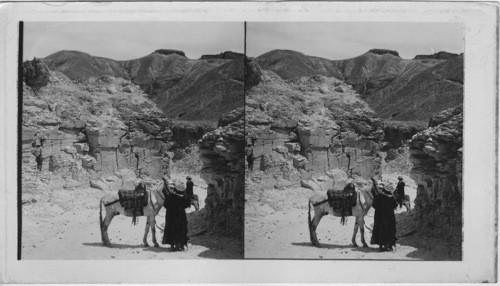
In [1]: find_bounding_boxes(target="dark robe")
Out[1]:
[32,135,44,171]
[395,181,406,207]
[162,190,191,248]
[246,147,254,171]
[395,181,405,197]
[185,180,194,199]
[370,189,398,248]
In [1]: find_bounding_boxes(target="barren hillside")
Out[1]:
[255,49,463,122]
[41,49,244,122]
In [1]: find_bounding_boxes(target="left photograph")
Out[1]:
[20,22,245,259]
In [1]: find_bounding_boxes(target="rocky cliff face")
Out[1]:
[367,49,401,57]
[200,51,244,60]
[409,105,462,255]
[414,51,460,60]
[198,107,244,235]
[246,62,385,189]
[22,62,173,193]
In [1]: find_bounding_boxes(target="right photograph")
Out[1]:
[244,22,463,260]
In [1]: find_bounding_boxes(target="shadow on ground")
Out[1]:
[291,242,353,250]
[394,210,461,261]
[291,242,381,254]
[149,208,244,259]
[82,242,166,253]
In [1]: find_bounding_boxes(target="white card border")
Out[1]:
[0,1,497,284]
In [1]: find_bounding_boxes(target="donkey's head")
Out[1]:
[160,174,174,195]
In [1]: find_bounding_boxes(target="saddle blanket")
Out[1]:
[327,189,354,217]
[118,190,148,217]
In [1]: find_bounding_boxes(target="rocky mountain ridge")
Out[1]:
[40,49,244,122]
[255,48,463,122]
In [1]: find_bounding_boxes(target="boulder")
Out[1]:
[90,179,111,192]
[274,145,288,154]
[284,142,301,153]
[106,86,117,94]
[122,85,132,93]
[300,179,319,191]
[334,86,344,93]
[319,86,329,94]
[81,155,96,170]
[73,143,89,154]
[292,154,307,169]
[61,145,77,155]
[77,132,87,142]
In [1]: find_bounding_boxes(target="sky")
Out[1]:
[247,22,464,60]
[24,22,463,61]
[23,22,245,61]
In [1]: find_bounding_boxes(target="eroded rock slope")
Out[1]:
[22,59,173,193]
[246,58,384,189]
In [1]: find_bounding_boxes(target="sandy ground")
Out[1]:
[245,175,457,260]
[22,173,241,260]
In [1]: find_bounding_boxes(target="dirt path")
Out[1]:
[22,174,241,260]
[245,177,455,260]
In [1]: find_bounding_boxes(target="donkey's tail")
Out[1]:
[99,198,103,226]
[99,198,104,239]
[308,198,316,245]
[308,198,313,230]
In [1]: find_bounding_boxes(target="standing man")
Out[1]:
[395,176,406,208]
[370,179,398,252]
[185,176,194,200]
[245,144,254,171]
[162,180,191,251]
[31,132,45,171]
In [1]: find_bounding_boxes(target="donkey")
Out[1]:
[393,192,411,211]
[308,178,378,248]
[99,176,200,247]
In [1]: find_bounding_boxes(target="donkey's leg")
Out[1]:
[359,216,368,247]
[151,216,159,247]
[310,209,323,247]
[351,216,360,247]
[143,217,150,247]
[102,212,115,247]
